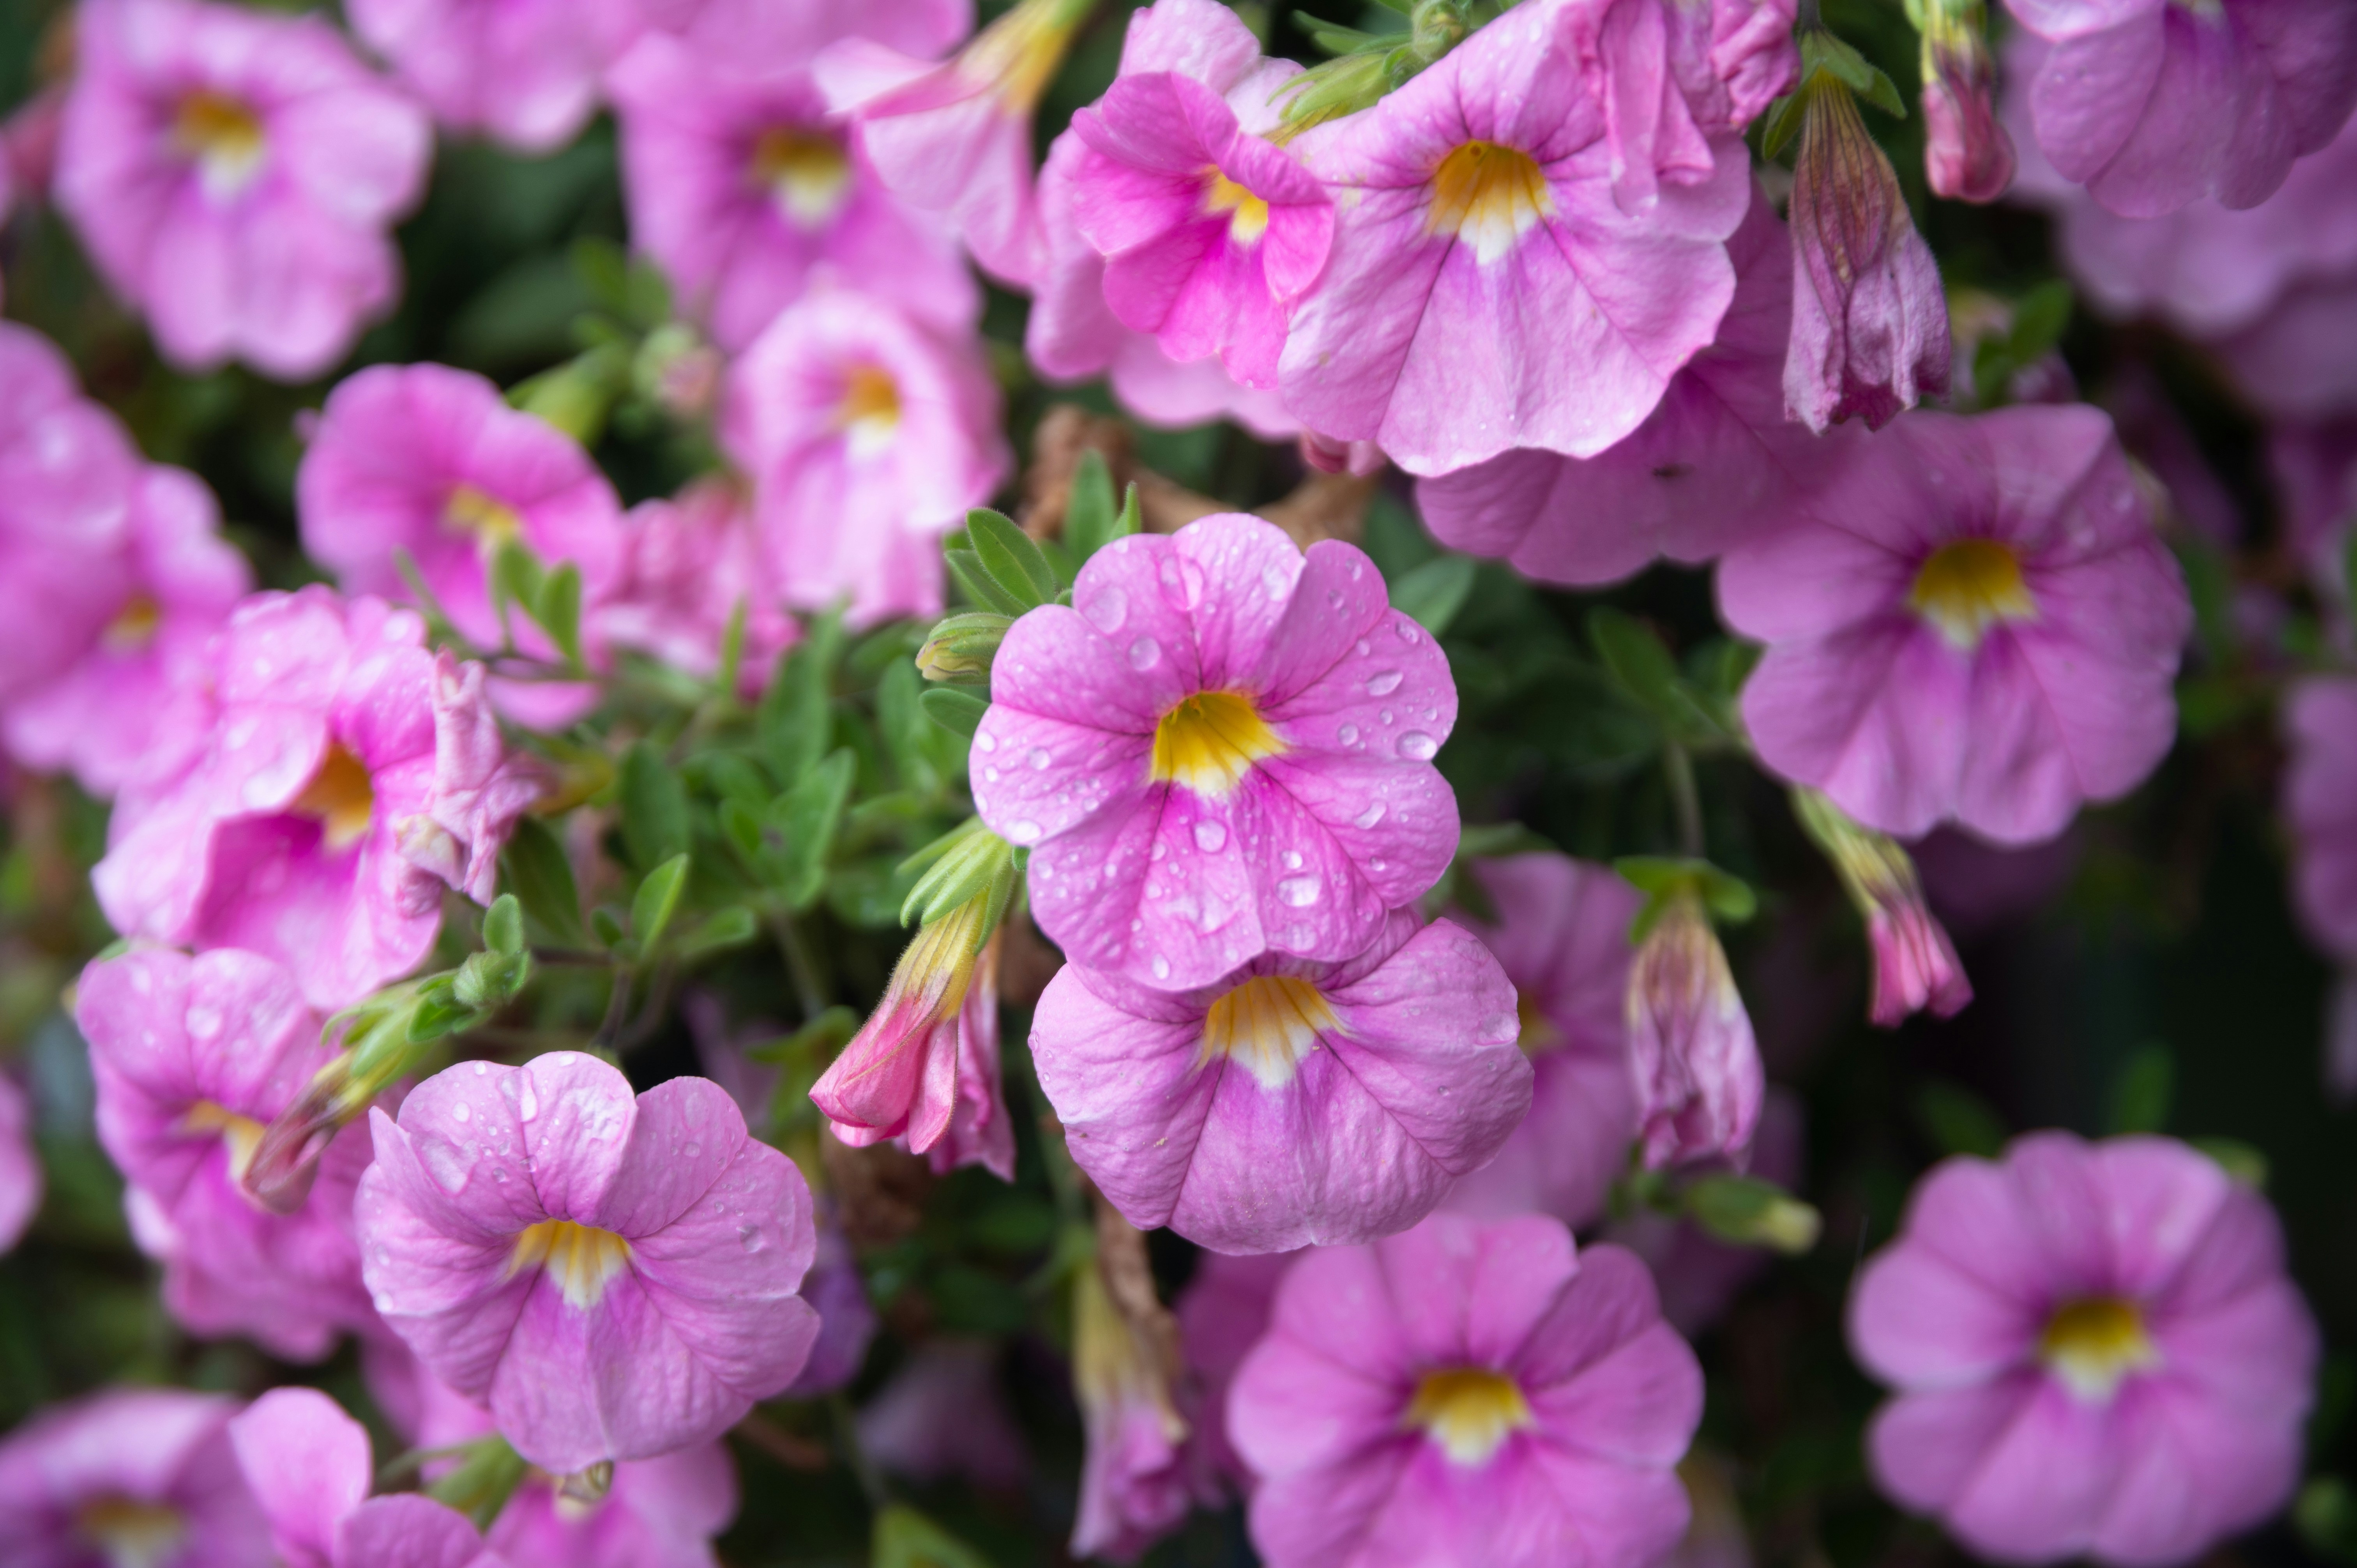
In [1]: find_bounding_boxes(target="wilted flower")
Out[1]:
[1910,0,2013,203]
[1852,1132,2318,1564]
[1230,1215,1703,1568]
[1627,885,1762,1169]
[0,1388,271,1568]
[1071,1208,1195,1563]
[346,0,638,153]
[356,1051,821,1473]
[1792,789,1972,1026]
[55,0,432,380]
[0,1074,35,1258]
[228,1387,507,1568]
[1031,909,1530,1253]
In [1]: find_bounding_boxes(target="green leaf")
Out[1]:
[571,237,633,315]
[2009,280,2073,361]
[1065,448,1120,566]
[489,541,544,634]
[481,893,525,957]
[675,906,759,962]
[1389,555,1478,636]
[718,797,765,862]
[756,611,843,786]
[2106,1044,2174,1135]
[1760,88,1807,161]
[944,545,1028,616]
[589,906,627,948]
[873,1504,997,1568]
[877,660,940,795]
[1683,1174,1822,1254]
[406,979,474,1045]
[532,562,585,669]
[2192,1136,2269,1190]
[1914,1081,2008,1158]
[966,508,1058,609]
[921,685,990,738]
[631,853,691,955]
[774,749,856,910]
[1589,607,1684,716]
[502,817,590,948]
[618,742,691,872]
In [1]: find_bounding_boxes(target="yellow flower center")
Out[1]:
[1149,690,1286,798]
[2039,1296,2160,1403]
[75,1496,186,1568]
[179,1100,267,1187]
[1198,974,1339,1089]
[1908,538,2037,651]
[836,364,903,458]
[1403,1367,1534,1466]
[103,594,163,654]
[1427,141,1553,265]
[443,483,525,557]
[750,127,852,228]
[172,89,266,196]
[1203,170,1270,247]
[508,1219,634,1310]
[1515,989,1562,1055]
[292,743,376,854]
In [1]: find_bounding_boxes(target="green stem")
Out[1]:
[1664,742,1705,859]
[770,911,829,1022]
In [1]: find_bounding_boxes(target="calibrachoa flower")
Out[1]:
[722,288,1009,628]
[2215,267,2357,422]
[345,0,636,153]
[974,512,1459,989]
[1627,890,1762,1169]
[1066,0,1326,391]
[1912,0,2014,202]
[2282,677,2357,1091]
[356,1051,821,1473]
[56,0,432,380]
[1276,0,1755,477]
[0,1072,38,1257]
[1072,1215,1196,1563]
[1792,789,1972,1026]
[78,948,379,1361]
[228,1387,506,1568]
[1442,854,1643,1228]
[1851,1132,2318,1565]
[784,1210,879,1396]
[591,479,798,698]
[1718,405,2192,844]
[629,0,970,57]
[1229,1215,1703,1568]
[1030,910,1531,1253]
[94,590,539,1010]
[297,363,628,657]
[2001,0,2357,217]
[0,1388,271,1568]
[607,28,975,354]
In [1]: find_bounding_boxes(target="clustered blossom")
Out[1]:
[229,1386,504,1568]
[0,1388,270,1567]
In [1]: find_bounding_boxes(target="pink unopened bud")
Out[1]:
[1913,0,2014,203]
[1627,892,1764,1169]
[1071,1202,1193,1563]
[1794,789,1971,1027]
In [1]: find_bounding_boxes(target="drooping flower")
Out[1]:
[1792,789,1972,1026]
[0,1388,271,1568]
[1851,1132,2318,1565]
[1229,1214,1703,1568]
[1072,1208,1196,1563]
[228,1387,507,1568]
[1442,854,1643,1227]
[345,0,639,153]
[77,948,380,1360]
[55,0,432,380]
[0,1072,39,1257]
[974,512,1460,989]
[355,1051,821,1473]
[607,27,975,354]
[1718,405,2192,844]
[2000,0,2357,218]
[1065,0,1327,390]
[590,479,798,698]
[1627,887,1763,1169]
[297,363,628,658]
[1912,0,2014,202]
[1276,0,1757,477]
[1031,910,1531,1253]
[721,287,1009,629]
[1173,1248,1297,1496]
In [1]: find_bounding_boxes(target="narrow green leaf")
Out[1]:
[1389,555,1478,636]
[533,562,585,669]
[675,905,759,961]
[1684,1174,1822,1254]
[502,816,590,948]
[631,853,691,954]
[619,742,691,871]
[2107,1044,2174,1135]
[966,507,1058,609]
[1064,447,1119,567]
[589,906,627,948]
[1114,481,1142,541]
[874,1504,998,1568]
[489,541,544,630]
[1589,607,1685,717]
[481,893,525,957]
[2009,280,2073,360]
[774,749,856,910]
[877,660,940,795]
[921,685,990,738]
[756,610,843,785]
[945,546,1029,616]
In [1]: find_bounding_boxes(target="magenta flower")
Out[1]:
[1718,406,2192,844]
[1917,0,2015,202]
[859,1341,1033,1490]
[1627,890,1763,1169]
[1851,1132,2318,1565]
[55,0,431,380]
[1276,0,1755,477]
[0,1072,38,1257]
[1031,911,1531,1253]
[77,948,379,1360]
[629,0,969,58]
[592,480,798,697]
[297,362,627,657]
[94,588,539,1009]
[228,1387,507,1568]
[346,0,637,153]
[607,28,974,355]
[1566,0,1798,211]
[2215,268,2357,423]
[1174,1249,1297,1496]
[722,288,1009,629]
[975,512,1459,989]
[2002,0,2357,218]
[356,1051,821,1473]
[0,1388,270,1568]
[1229,1215,1703,1568]
[1441,854,1642,1227]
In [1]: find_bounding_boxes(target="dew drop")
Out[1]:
[1128,636,1162,670]
[1028,748,1051,771]
[1355,638,1371,656]
[976,731,998,753]
[984,765,1001,782]
[1006,819,1042,844]
[1364,669,1403,696]
[1398,731,1439,760]
[1193,819,1228,853]
[1354,802,1387,830]
[1081,584,1128,634]
[1263,564,1293,598]
[452,1101,472,1124]
[1278,875,1322,907]
[1282,849,1304,870]
[1152,955,1172,981]
[1397,622,1422,645]
[1338,723,1359,746]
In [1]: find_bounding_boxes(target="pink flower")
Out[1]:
[974,512,1460,989]
[0,1072,36,1257]
[1917,0,2015,202]
[1627,889,1762,1169]
[1441,854,1642,1227]
[1031,911,1531,1253]
[1071,1239,1195,1562]
[355,1051,821,1473]
[721,288,1009,629]
[77,948,380,1360]
[0,1388,271,1568]
[858,1341,1032,1490]
[228,1387,507,1568]
[94,590,539,1009]
[627,0,969,58]
[607,28,975,354]
[2001,0,2357,218]
[1065,0,1327,391]
[1570,0,1798,211]
[1850,1132,2318,1565]
[1415,184,1827,586]
[1718,406,2192,844]
[55,0,431,380]
[783,1209,878,1396]
[346,0,637,153]
[1174,1249,1296,1496]
[1792,788,1972,1026]
[591,479,799,697]
[2214,268,2357,422]
[297,362,627,657]
[1229,1215,1703,1568]
[1276,0,1755,477]
[2285,678,2357,962]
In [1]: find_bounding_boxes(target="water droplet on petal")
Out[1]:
[1007,819,1042,844]
[1028,748,1051,771]
[1081,584,1128,634]
[1338,723,1359,746]
[1354,802,1387,830]
[452,1101,472,1124]
[1397,622,1422,645]
[1365,669,1403,696]
[1399,731,1439,760]
[1194,819,1228,853]
[1152,955,1172,981]
[976,730,998,753]
[1278,875,1322,907]
[1128,636,1161,670]
[1282,849,1303,870]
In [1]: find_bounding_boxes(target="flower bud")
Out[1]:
[1909,0,2014,203]
[916,612,1012,683]
[1071,1203,1193,1562]
[1792,788,1972,1026]
[1627,890,1764,1170]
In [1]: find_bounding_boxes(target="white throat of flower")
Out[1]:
[173,89,267,201]
[1198,973,1338,1089]
[2040,1296,2161,1403]
[1427,141,1553,266]
[1403,1366,1534,1466]
[507,1218,634,1310]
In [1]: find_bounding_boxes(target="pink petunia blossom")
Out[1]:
[297,362,628,659]
[228,1387,507,1568]
[1917,0,2016,203]
[77,947,381,1360]
[1276,0,1757,477]
[1850,1132,2318,1565]
[607,27,975,355]
[1229,1214,1703,1568]
[55,0,432,380]
[355,1051,821,1473]
[93,588,540,1010]
[590,479,799,697]
[1065,0,1327,391]
[625,0,969,58]
[721,287,1009,629]
[1442,854,1643,1227]
[1174,1248,1297,1496]
[2000,0,2357,218]
[974,512,1460,989]
[1030,910,1532,1254]
[1627,889,1763,1169]
[346,0,638,154]
[2282,677,2357,1093]
[0,1072,38,1257]
[0,1388,271,1568]
[1718,405,2192,844]
[783,1208,879,1397]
